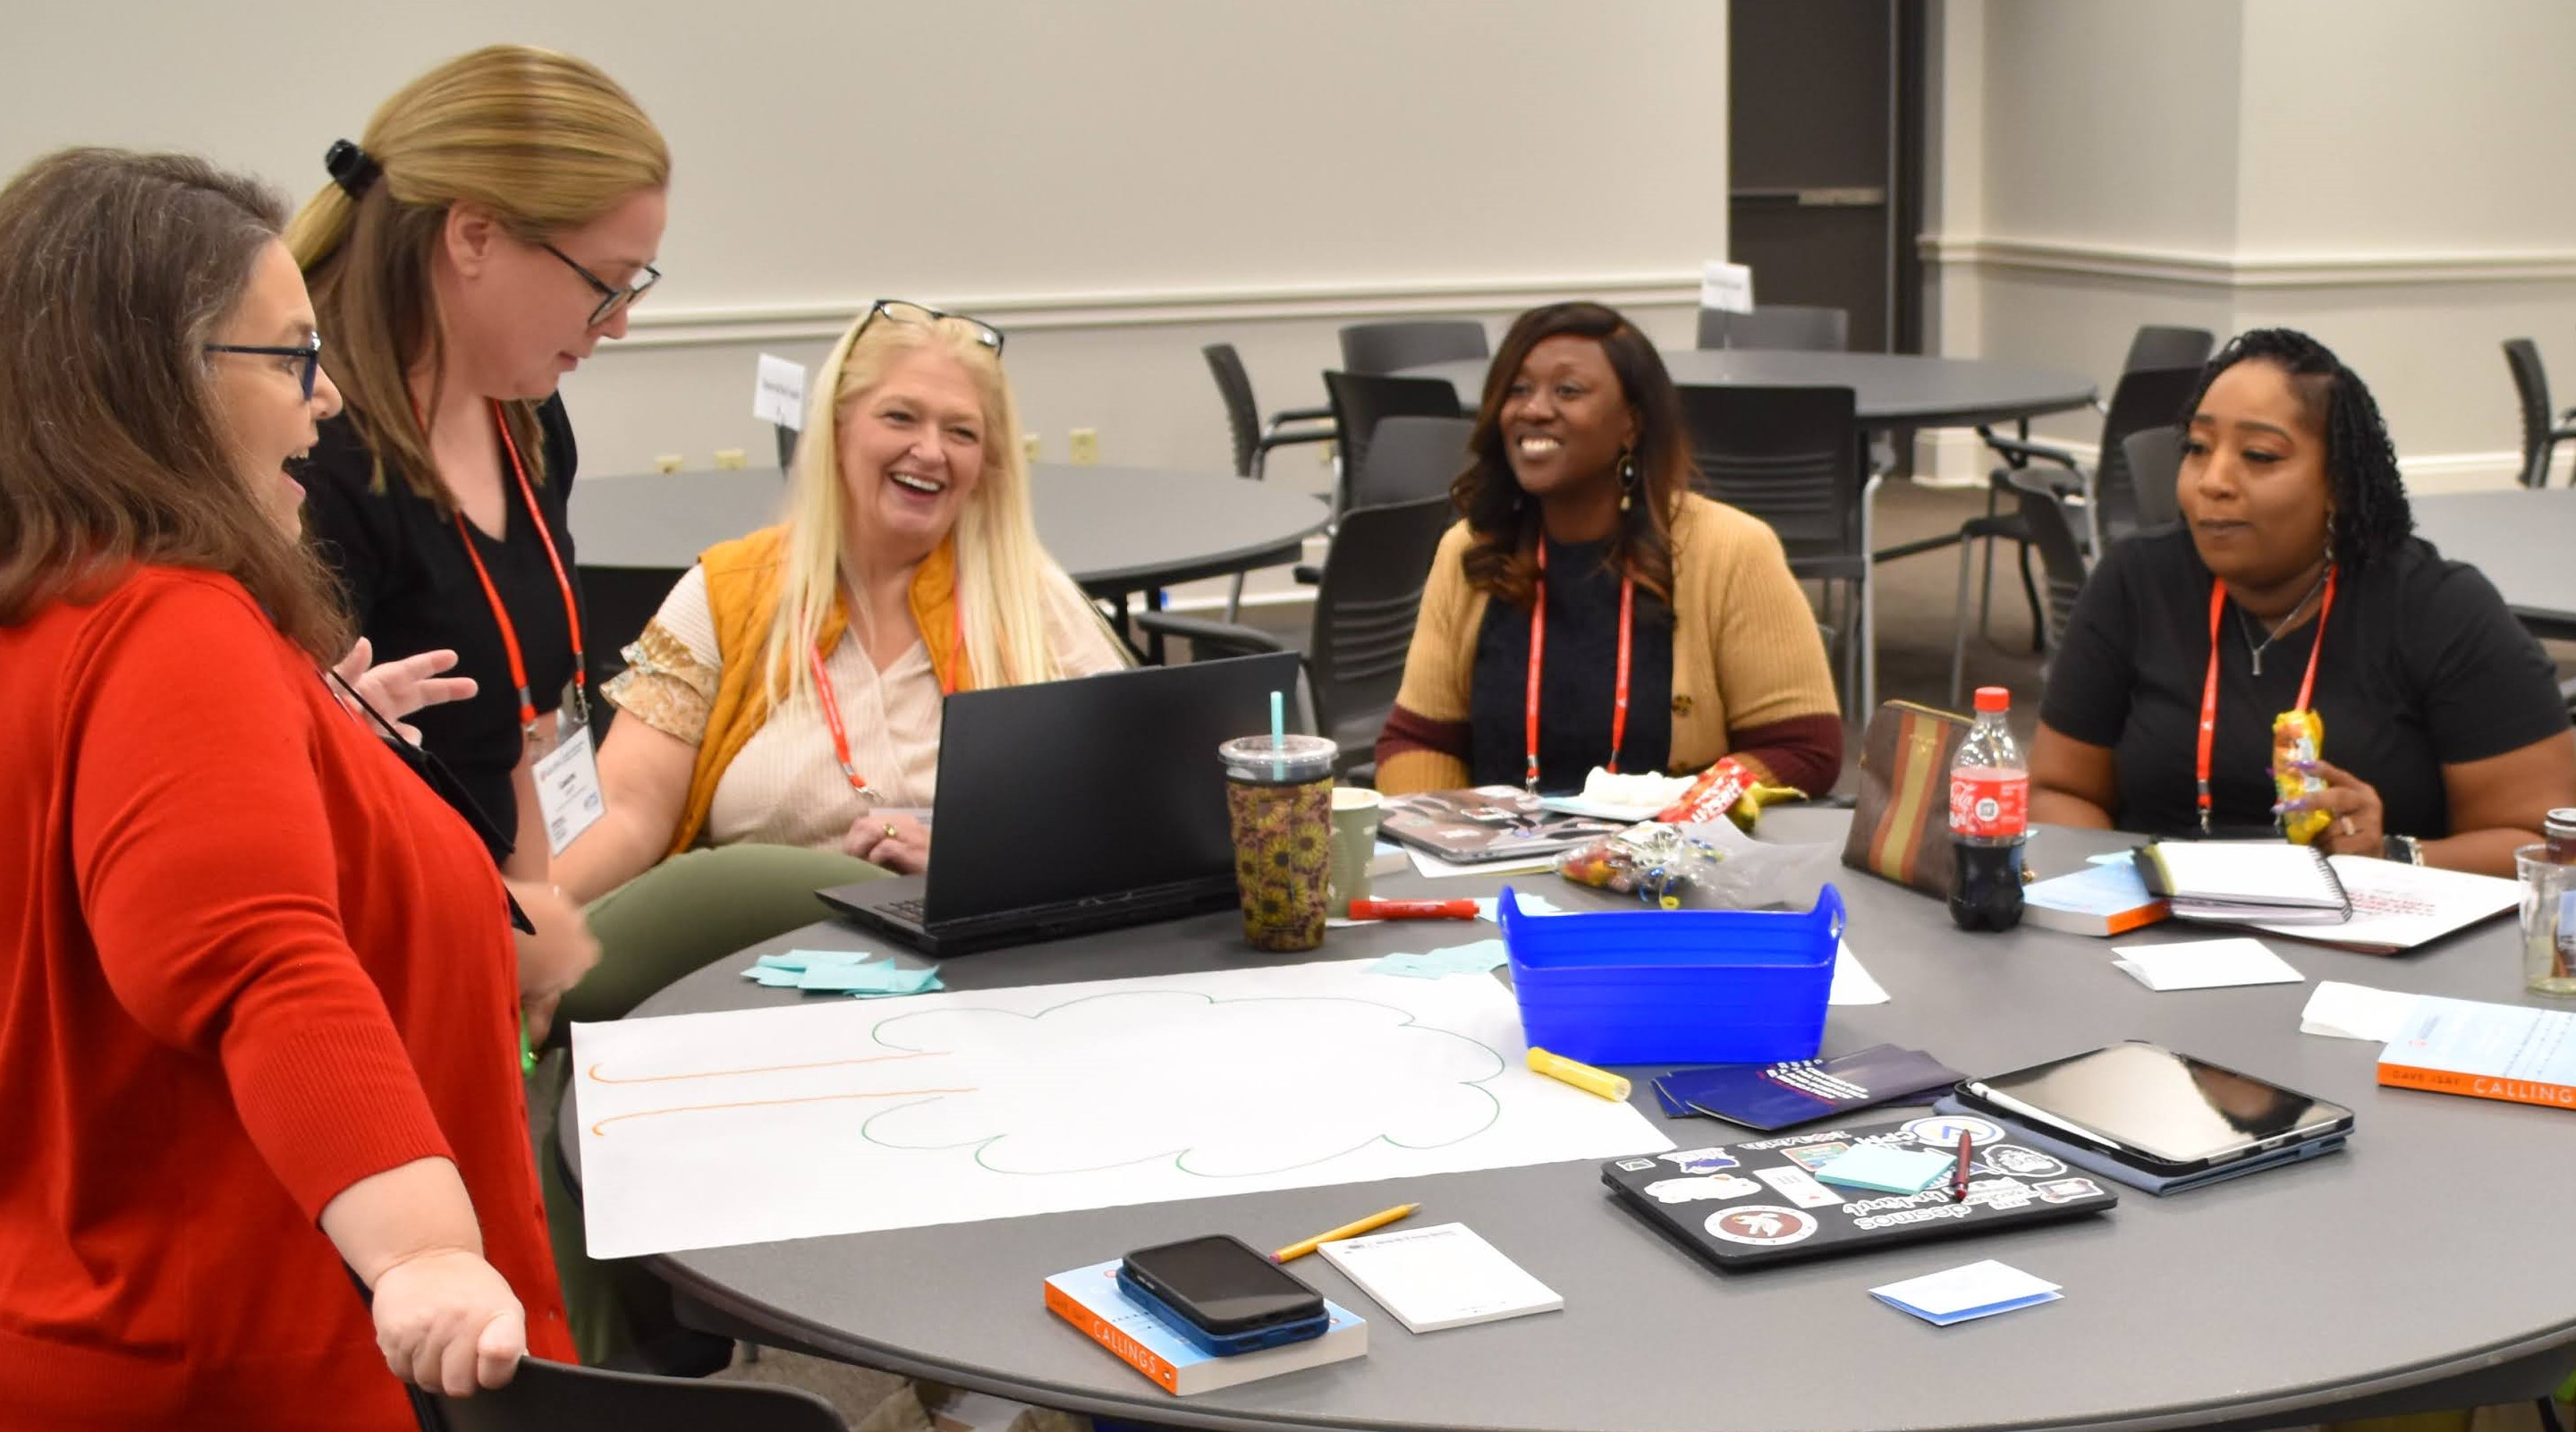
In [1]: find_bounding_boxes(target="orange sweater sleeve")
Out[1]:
[64,577,451,1220]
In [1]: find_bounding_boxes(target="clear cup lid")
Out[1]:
[1218,733,1337,781]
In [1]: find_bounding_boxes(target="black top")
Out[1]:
[2039,527,2569,839]
[299,398,583,852]
[1469,537,1675,793]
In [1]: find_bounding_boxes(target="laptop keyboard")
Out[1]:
[881,896,928,923]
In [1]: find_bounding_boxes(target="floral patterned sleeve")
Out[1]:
[601,564,720,745]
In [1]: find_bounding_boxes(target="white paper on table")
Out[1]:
[1316,1222,1562,1334]
[1829,939,1888,1005]
[751,352,807,429]
[2249,857,2520,951]
[572,958,1674,1258]
[2300,980,2424,1041]
[1407,845,1562,879]
[2109,936,2305,992]
[1699,259,1755,314]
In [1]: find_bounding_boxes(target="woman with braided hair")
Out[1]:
[2029,327,2574,875]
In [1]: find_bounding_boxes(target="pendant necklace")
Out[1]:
[2233,564,2331,678]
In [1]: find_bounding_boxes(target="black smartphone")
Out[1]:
[1115,1235,1326,1355]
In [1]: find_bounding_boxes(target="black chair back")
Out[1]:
[2089,365,2203,542]
[1305,495,1455,759]
[1323,371,1464,510]
[2121,325,2216,374]
[1337,319,1487,376]
[2121,424,2184,530]
[1696,304,1850,352]
[2007,471,2090,654]
[418,1358,845,1432]
[1349,415,1473,509]
[1674,385,1862,569]
[1202,342,1266,477]
[2504,338,2558,489]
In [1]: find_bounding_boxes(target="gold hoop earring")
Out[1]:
[1617,449,1639,513]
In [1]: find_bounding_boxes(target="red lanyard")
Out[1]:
[1524,541,1634,792]
[448,401,585,736]
[809,596,970,797]
[2197,568,2335,834]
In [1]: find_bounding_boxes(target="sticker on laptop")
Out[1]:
[1704,1205,1818,1247]
[1616,1157,1660,1172]
[1963,1177,2036,1209]
[1752,1164,1844,1207]
[1778,1140,1853,1173]
[2033,1176,2104,1204]
[1644,1174,1763,1204]
[1659,1148,1741,1172]
[1902,1114,2004,1148]
[1979,1145,2067,1179]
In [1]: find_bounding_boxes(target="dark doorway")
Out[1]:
[1727,0,1928,355]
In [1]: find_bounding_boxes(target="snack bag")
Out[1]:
[1655,756,1807,831]
[2272,709,2332,844]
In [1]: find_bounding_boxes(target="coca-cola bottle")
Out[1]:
[1947,686,2029,932]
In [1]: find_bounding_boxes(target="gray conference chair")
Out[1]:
[2504,338,2576,488]
[1696,304,1850,352]
[1346,414,1473,509]
[1337,319,1488,376]
[2121,424,2184,529]
[1321,371,1465,513]
[2120,325,2216,377]
[1953,467,2089,708]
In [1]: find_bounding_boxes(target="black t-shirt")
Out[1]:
[298,398,583,851]
[2039,526,2568,839]
[1469,537,1676,793]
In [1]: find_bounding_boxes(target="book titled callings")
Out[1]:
[2377,996,2575,1113]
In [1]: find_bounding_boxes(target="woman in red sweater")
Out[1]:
[0,150,572,1427]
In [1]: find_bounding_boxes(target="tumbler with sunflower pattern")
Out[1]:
[1217,733,1338,952]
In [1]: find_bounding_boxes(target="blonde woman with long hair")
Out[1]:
[559,300,1127,902]
[290,44,668,905]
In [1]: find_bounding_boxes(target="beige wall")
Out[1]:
[1926,0,2576,490]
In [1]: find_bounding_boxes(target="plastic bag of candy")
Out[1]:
[1554,822,1727,909]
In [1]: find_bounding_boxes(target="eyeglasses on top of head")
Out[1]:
[541,241,662,327]
[204,333,324,400]
[857,298,1005,356]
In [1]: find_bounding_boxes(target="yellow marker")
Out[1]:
[1270,1202,1419,1263]
[1527,1046,1631,1101]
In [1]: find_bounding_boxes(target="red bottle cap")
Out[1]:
[1973,686,2011,714]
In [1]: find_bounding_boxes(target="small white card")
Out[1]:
[1699,259,1755,314]
[753,352,808,430]
[1316,1222,1562,1334]
[2110,936,2304,991]
[1870,1259,2061,1326]
[531,720,605,857]
[2300,980,2424,1042]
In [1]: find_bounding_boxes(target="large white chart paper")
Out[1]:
[572,959,1675,1258]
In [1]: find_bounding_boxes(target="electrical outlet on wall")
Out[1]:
[1023,434,1041,465]
[654,453,685,474]
[1069,428,1099,465]
[714,448,748,470]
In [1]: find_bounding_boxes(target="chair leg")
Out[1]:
[1950,538,1976,710]
[1859,474,1881,716]
[1225,572,1246,623]
[2015,546,2044,654]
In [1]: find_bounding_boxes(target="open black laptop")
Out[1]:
[817,650,1304,955]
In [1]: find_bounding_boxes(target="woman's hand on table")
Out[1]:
[2279,755,2385,857]
[843,810,930,875]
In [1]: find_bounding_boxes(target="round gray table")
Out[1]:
[567,462,1331,597]
[562,810,2576,1432]
[1400,350,2098,431]
[2412,487,2576,641]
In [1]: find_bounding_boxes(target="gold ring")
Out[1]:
[2339,818,2358,837]
[884,822,899,839]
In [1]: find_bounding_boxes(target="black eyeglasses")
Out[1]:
[542,242,661,327]
[205,333,324,400]
[856,298,1004,356]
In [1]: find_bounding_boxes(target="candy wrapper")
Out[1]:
[2272,709,2332,844]
[1554,816,1841,911]
[1653,756,1808,830]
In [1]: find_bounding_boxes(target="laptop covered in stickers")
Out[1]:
[1600,1111,2118,1269]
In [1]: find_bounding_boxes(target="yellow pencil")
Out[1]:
[1527,1046,1632,1101]
[1270,1202,1419,1262]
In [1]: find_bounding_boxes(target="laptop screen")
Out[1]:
[920,651,1307,921]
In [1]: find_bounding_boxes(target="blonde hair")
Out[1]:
[763,310,1119,716]
[284,44,668,504]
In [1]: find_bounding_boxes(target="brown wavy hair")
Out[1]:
[286,44,669,507]
[0,148,351,660]
[1453,301,1690,609]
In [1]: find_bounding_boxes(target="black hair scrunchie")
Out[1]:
[324,139,381,200]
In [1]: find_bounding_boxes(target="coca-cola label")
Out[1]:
[1950,769,2028,837]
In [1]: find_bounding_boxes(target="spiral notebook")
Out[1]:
[2133,841,2351,925]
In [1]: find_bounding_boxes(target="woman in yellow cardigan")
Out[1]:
[1377,301,1843,799]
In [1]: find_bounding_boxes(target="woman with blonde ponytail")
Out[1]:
[290,44,667,904]
[557,301,1126,901]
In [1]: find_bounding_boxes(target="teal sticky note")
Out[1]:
[1812,1143,1957,1194]
[843,966,944,997]
[1429,940,1511,974]
[742,967,805,987]
[754,953,809,972]
[1368,952,1450,979]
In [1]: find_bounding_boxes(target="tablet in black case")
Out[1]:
[1602,1112,2118,1269]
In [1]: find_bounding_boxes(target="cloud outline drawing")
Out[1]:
[855,989,1507,1178]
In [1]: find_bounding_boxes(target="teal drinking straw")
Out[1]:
[1270,690,1285,779]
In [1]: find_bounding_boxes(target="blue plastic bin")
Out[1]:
[1497,884,1844,1065]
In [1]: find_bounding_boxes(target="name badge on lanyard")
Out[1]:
[532,676,604,856]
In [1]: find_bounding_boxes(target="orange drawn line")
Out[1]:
[586,1051,943,1085]
[589,1087,978,1137]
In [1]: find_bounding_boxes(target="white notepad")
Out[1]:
[1316,1222,1563,1334]
[2110,936,2305,991]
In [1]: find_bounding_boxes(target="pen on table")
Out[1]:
[1527,1046,1632,1101]
[1345,898,1479,920]
[1949,1131,1972,1202]
[1271,1202,1419,1262]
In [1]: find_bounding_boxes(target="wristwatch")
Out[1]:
[2382,834,2424,866]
